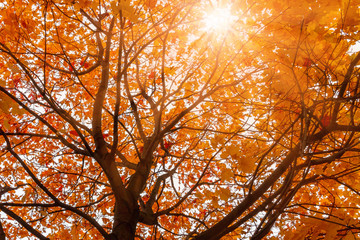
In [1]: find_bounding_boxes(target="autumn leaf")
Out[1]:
[68,62,75,72]
[148,71,155,79]
[80,59,89,68]
[145,0,157,9]
[2,119,10,130]
[210,134,225,148]
[164,140,172,149]
[7,63,20,73]
[110,1,121,14]
[221,168,234,181]
[321,114,331,128]
[110,1,138,22]
[237,157,255,173]
[164,67,176,75]
[219,187,231,201]
[69,130,79,136]
[303,58,312,67]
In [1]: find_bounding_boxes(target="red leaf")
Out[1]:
[12,75,21,87]
[148,71,155,79]
[143,194,150,202]
[303,58,312,67]
[70,130,79,136]
[29,92,37,101]
[21,20,27,29]
[321,114,331,128]
[69,62,75,72]
[164,140,173,149]
[56,185,63,192]
[80,60,89,68]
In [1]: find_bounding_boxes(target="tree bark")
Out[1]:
[0,221,5,240]
[110,202,139,240]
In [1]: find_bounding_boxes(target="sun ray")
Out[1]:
[202,6,237,33]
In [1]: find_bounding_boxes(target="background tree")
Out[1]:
[1,0,360,239]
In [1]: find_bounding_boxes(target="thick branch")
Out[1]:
[333,51,360,121]
[0,221,5,240]
[193,144,301,240]
[92,18,115,156]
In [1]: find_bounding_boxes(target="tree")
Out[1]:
[1,0,360,239]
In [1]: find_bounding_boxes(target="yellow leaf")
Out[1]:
[0,78,5,87]
[110,1,121,15]
[221,168,234,181]
[226,144,238,157]
[211,196,219,208]
[7,63,20,73]
[0,92,11,114]
[204,189,213,198]
[210,134,225,148]
[164,67,176,75]
[220,151,229,159]
[111,1,138,22]
[194,192,202,199]
[238,158,255,173]
[71,225,78,240]
[40,209,47,217]
[12,105,25,115]
[219,187,231,201]
[75,0,93,9]
[21,189,31,203]
[2,120,10,130]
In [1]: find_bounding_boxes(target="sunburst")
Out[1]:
[203,6,236,33]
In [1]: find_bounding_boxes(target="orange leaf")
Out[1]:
[145,0,157,9]
[148,71,155,79]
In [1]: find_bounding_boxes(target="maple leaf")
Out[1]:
[68,62,75,72]
[80,59,90,68]
[219,187,231,201]
[321,114,331,128]
[221,168,234,181]
[148,71,155,79]
[164,142,171,150]
[237,157,255,173]
[69,130,79,136]
[145,0,157,9]
[303,58,312,67]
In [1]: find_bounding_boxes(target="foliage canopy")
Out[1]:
[1,0,360,239]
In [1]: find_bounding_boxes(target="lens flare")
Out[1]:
[203,7,236,33]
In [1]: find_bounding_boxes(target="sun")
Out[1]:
[203,6,236,33]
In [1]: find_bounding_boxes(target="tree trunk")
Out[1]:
[0,221,5,240]
[109,200,139,240]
